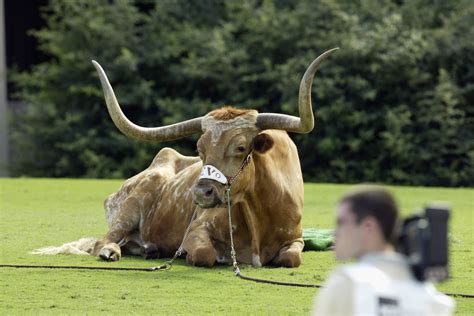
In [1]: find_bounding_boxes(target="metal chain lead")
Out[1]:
[226,187,240,274]
[225,152,253,275]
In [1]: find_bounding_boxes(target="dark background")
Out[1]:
[6,0,474,186]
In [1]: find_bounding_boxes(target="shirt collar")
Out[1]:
[359,251,408,266]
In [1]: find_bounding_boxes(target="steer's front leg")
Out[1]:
[93,196,142,261]
[272,238,304,268]
[183,226,217,268]
[239,201,262,267]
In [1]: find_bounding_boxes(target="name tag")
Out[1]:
[378,297,400,316]
[199,165,228,184]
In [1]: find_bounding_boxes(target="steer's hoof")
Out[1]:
[273,251,301,268]
[99,245,121,262]
[186,247,216,267]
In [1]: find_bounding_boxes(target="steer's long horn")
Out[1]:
[256,48,339,133]
[92,61,203,142]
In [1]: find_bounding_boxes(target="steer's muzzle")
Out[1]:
[193,179,226,208]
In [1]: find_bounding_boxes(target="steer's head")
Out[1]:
[193,108,262,208]
[92,48,338,208]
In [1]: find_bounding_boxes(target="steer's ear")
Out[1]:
[252,132,274,154]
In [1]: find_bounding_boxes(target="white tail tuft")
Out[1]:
[31,237,98,256]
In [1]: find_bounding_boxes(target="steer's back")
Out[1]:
[104,147,202,255]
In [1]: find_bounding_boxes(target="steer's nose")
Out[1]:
[193,180,223,208]
[195,185,214,198]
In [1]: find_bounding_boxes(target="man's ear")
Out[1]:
[362,217,379,235]
[252,133,274,154]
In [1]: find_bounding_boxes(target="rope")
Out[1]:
[0,263,167,271]
[234,267,474,297]
[2,153,473,299]
[444,292,474,298]
[0,208,200,273]
[234,268,322,288]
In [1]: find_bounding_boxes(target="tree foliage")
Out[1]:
[10,0,474,186]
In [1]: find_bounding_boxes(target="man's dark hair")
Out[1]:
[340,185,399,243]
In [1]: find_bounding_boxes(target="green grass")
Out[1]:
[0,179,473,315]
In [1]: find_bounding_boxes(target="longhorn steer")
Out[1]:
[35,49,337,267]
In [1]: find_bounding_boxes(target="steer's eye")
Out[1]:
[237,146,246,153]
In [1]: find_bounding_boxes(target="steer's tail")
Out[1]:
[31,237,98,256]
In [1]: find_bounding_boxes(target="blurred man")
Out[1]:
[312,185,454,316]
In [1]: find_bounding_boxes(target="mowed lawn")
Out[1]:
[0,178,472,315]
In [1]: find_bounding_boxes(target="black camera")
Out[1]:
[397,203,450,282]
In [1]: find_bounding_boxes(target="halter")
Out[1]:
[198,151,253,187]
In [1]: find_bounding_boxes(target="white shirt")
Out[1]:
[312,252,455,316]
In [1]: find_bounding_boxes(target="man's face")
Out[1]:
[334,201,365,261]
